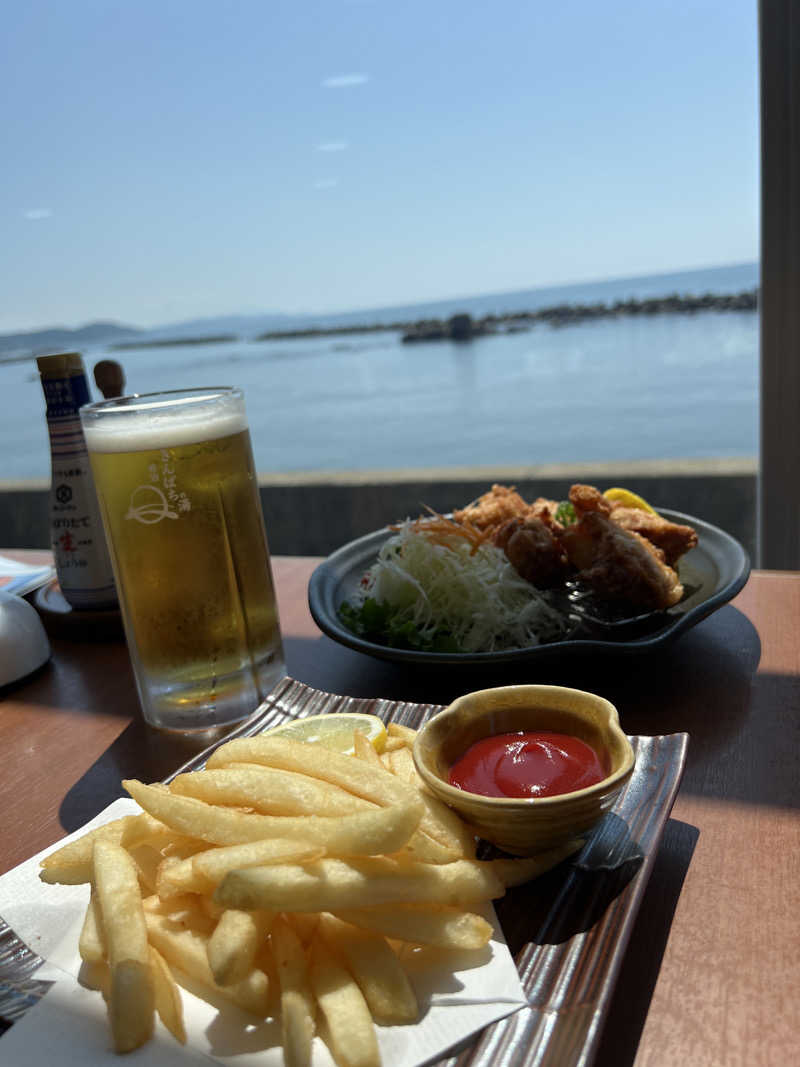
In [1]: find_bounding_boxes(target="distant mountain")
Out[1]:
[0,261,759,359]
[133,262,760,340]
[0,321,141,360]
[136,312,304,342]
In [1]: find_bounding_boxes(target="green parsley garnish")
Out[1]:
[555,500,577,525]
[338,598,462,652]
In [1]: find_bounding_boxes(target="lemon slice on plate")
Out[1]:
[603,487,658,514]
[261,713,388,754]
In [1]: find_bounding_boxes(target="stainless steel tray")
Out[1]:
[1,677,688,1067]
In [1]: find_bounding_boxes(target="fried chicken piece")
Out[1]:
[608,506,698,566]
[563,487,683,608]
[561,511,684,610]
[528,497,560,521]
[568,482,697,565]
[526,496,567,534]
[450,480,692,611]
[453,484,530,532]
[492,516,571,589]
[569,483,613,518]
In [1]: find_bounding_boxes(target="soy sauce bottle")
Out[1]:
[36,352,117,610]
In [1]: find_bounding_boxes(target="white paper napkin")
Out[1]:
[0,801,527,1066]
[0,553,55,597]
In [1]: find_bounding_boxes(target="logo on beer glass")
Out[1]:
[125,485,180,525]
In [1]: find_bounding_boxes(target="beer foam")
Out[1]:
[83,393,248,453]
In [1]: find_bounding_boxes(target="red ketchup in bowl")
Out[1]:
[448,731,607,799]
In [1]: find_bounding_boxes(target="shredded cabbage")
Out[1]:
[351,522,568,652]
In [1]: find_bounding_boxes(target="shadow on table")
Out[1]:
[593,817,699,1066]
[2,634,137,718]
[489,814,645,955]
[56,600,775,833]
[284,601,760,713]
[458,811,698,1067]
[287,601,799,812]
[489,817,698,1067]
[57,717,225,833]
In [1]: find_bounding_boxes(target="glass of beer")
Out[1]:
[80,387,285,731]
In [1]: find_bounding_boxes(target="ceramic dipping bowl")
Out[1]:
[413,684,635,856]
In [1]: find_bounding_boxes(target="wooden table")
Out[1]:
[1,554,799,1066]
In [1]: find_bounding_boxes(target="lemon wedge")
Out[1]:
[261,713,388,754]
[603,487,658,514]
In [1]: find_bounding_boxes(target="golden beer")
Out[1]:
[81,388,284,730]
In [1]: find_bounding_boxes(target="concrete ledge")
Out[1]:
[257,457,758,485]
[0,459,758,563]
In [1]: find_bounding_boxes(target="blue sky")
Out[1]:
[2,0,758,332]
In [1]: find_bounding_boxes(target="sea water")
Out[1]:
[1,264,759,479]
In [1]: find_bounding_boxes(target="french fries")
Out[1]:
[205,736,419,809]
[331,904,494,950]
[272,914,316,1067]
[310,937,380,1067]
[78,887,105,963]
[149,944,186,1043]
[171,764,371,816]
[192,838,325,889]
[207,907,274,985]
[41,718,581,1067]
[317,913,417,1025]
[123,778,424,856]
[39,816,135,884]
[215,856,507,912]
[92,839,155,1052]
[144,909,272,1016]
[386,722,418,746]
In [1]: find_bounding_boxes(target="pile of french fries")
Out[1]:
[39,722,579,1066]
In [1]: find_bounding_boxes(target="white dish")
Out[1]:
[0,591,50,687]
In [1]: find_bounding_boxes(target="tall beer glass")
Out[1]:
[80,387,285,731]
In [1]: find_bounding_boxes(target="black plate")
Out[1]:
[307,509,750,665]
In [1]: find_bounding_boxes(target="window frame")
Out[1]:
[759,0,800,568]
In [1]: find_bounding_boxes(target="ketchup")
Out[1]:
[448,731,607,799]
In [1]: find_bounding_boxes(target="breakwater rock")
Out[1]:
[255,288,757,345]
[111,334,238,350]
[401,313,491,343]
[401,289,757,343]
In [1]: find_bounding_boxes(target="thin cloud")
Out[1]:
[314,179,338,190]
[316,141,348,152]
[321,73,369,89]
[24,208,53,220]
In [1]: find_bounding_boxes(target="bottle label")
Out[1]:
[42,373,91,417]
[42,371,117,609]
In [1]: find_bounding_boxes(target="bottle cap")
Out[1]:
[36,352,85,377]
[93,358,126,398]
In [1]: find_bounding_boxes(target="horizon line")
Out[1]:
[3,258,759,339]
